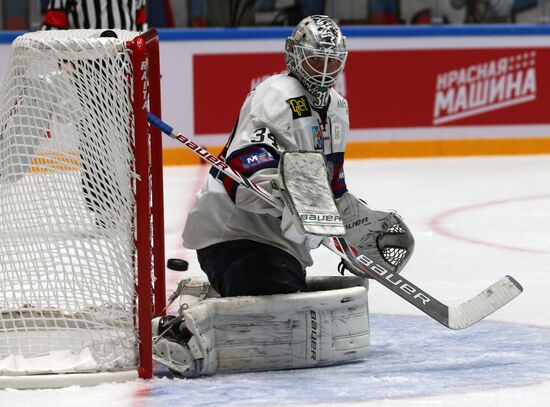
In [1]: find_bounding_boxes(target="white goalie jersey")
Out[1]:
[183,74,350,267]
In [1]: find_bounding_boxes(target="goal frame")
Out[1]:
[131,29,166,380]
[0,29,165,388]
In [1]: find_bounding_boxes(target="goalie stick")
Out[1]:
[147,113,523,330]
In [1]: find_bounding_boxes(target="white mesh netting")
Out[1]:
[0,30,144,375]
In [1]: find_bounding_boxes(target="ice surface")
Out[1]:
[2,155,550,406]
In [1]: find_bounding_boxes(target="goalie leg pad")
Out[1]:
[153,336,198,376]
[153,281,370,377]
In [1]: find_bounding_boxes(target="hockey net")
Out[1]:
[0,29,165,387]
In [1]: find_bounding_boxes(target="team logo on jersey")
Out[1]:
[240,149,275,169]
[311,126,324,150]
[286,96,312,119]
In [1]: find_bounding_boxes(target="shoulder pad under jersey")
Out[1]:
[248,74,312,130]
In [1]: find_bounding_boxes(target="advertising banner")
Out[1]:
[193,47,548,136]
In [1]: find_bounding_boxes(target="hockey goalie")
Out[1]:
[152,15,415,377]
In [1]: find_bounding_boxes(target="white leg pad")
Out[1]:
[154,282,370,377]
[153,337,197,376]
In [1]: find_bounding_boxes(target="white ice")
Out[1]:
[3,154,550,406]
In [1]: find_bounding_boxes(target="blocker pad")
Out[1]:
[278,151,345,236]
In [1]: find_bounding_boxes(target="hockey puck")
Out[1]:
[100,30,118,38]
[167,258,189,271]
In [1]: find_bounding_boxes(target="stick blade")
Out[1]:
[448,275,523,330]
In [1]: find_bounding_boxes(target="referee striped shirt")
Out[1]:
[42,0,147,31]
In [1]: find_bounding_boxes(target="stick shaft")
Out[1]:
[147,112,522,329]
[147,112,281,210]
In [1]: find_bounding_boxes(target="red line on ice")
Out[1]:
[429,194,550,254]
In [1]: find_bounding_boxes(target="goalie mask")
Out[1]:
[285,15,348,106]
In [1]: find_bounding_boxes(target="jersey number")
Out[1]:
[250,128,279,150]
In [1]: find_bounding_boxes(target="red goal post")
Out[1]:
[131,28,166,380]
[0,29,165,387]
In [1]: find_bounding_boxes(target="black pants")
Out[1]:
[197,239,307,297]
